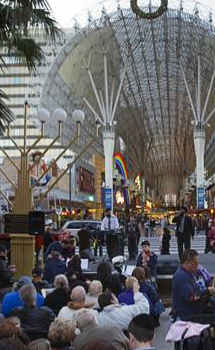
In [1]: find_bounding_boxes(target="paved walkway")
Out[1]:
[154,307,173,350]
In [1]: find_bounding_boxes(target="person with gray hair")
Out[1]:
[74,309,129,350]
[12,284,55,341]
[43,274,70,315]
[27,339,51,350]
[58,286,98,322]
[86,280,103,309]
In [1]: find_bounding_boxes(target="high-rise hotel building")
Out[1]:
[0,29,74,208]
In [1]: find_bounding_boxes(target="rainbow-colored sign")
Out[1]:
[114,152,131,205]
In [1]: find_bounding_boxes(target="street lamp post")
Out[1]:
[0,105,99,214]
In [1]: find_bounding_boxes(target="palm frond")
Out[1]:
[0,89,15,133]
[0,4,14,41]
[0,1,61,38]
[0,54,7,73]
[8,36,44,71]
[4,1,51,11]
[30,8,62,41]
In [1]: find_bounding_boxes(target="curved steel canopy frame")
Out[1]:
[41,2,215,198]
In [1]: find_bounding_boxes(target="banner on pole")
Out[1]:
[197,187,205,209]
[105,188,112,210]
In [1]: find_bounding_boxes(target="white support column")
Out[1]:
[82,51,126,213]
[197,55,201,122]
[103,128,115,212]
[179,56,215,209]
[194,126,205,208]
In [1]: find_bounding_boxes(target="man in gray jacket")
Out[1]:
[97,282,149,330]
[74,309,129,350]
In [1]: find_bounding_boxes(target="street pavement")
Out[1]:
[154,307,173,350]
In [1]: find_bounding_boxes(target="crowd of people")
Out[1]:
[1,206,215,349]
[0,239,162,350]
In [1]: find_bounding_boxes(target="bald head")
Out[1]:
[71,286,86,303]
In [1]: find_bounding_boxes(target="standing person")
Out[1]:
[149,219,156,238]
[172,206,194,261]
[126,216,140,261]
[128,313,158,350]
[172,249,215,320]
[204,216,211,253]
[44,226,53,254]
[0,245,15,301]
[208,221,215,253]
[101,209,119,259]
[78,224,95,261]
[160,228,171,255]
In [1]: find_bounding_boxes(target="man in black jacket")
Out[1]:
[12,284,55,341]
[126,216,140,261]
[172,206,194,261]
[0,245,14,301]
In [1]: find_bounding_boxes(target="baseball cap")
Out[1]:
[16,276,32,290]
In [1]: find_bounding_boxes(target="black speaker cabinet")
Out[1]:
[29,211,45,235]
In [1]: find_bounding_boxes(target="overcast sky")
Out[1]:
[48,0,215,27]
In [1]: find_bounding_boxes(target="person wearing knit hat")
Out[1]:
[128,313,158,350]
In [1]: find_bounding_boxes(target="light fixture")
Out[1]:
[72,109,85,124]
[37,108,50,123]
[53,108,67,123]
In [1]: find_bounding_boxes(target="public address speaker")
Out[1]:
[29,211,45,235]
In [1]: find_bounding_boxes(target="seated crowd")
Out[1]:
[0,239,161,350]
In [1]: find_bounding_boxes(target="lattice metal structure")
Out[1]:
[41,1,215,200]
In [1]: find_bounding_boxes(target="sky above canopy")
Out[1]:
[48,0,215,27]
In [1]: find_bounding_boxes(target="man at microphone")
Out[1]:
[101,209,119,259]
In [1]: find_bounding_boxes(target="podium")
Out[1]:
[105,231,123,259]
[10,234,35,278]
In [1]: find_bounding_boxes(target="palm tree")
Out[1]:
[0,0,61,132]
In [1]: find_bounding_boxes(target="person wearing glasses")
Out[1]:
[172,249,215,321]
